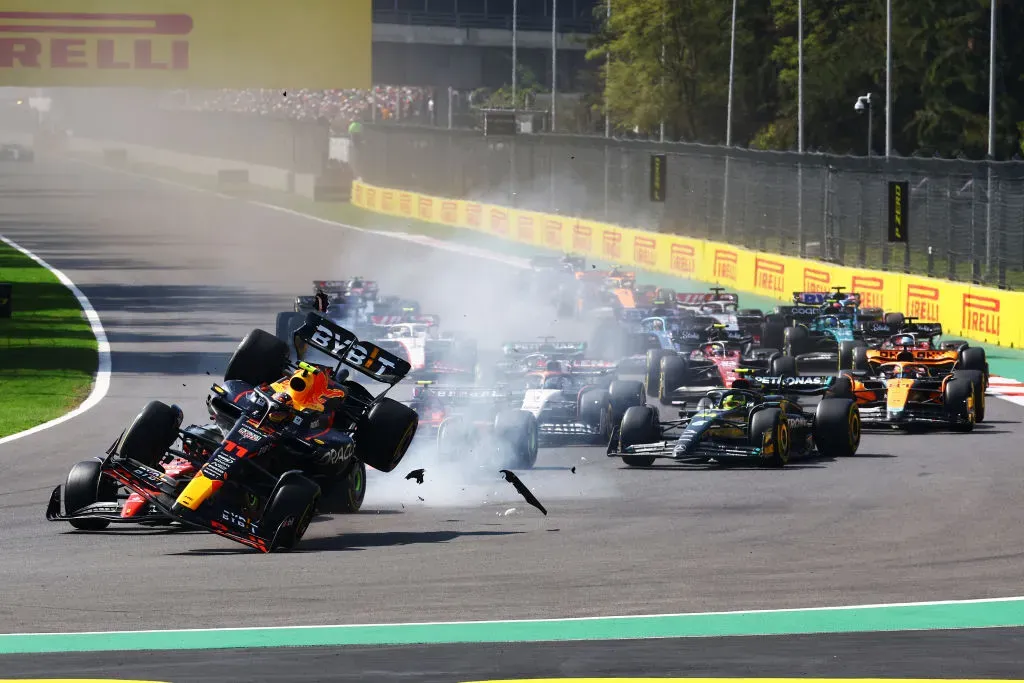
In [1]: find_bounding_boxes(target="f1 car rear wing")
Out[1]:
[675,289,739,306]
[370,314,440,327]
[412,381,512,403]
[739,373,838,394]
[502,340,587,356]
[293,312,411,386]
[858,321,894,336]
[792,290,862,307]
[866,348,958,363]
[900,318,942,336]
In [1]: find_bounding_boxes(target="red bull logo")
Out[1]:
[270,367,345,413]
[962,293,1000,336]
[0,12,192,70]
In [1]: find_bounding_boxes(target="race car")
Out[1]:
[0,143,33,161]
[369,321,478,381]
[850,338,989,385]
[645,338,787,404]
[407,381,539,468]
[489,338,589,380]
[759,290,871,371]
[516,364,645,443]
[829,361,984,431]
[47,314,418,552]
[607,375,860,467]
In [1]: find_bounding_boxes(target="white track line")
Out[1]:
[0,236,111,446]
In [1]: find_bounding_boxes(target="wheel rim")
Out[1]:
[777,422,790,462]
[848,408,862,450]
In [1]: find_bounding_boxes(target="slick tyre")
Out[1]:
[619,405,660,467]
[750,408,790,467]
[814,398,861,458]
[609,379,645,423]
[645,348,670,397]
[64,460,119,531]
[783,326,809,356]
[838,340,867,371]
[224,328,290,387]
[659,355,688,405]
[118,400,182,469]
[760,322,786,352]
[355,398,418,472]
[318,461,366,514]
[494,410,539,470]
[264,475,321,552]
[959,347,988,377]
[884,312,906,327]
[578,389,613,444]
[770,355,798,378]
[954,369,986,423]
[851,346,870,372]
[944,377,976,433]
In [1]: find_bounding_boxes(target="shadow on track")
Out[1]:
[165,530,524,556]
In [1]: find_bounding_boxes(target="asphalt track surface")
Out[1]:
[3,627,1024,680]
[2,157,1024,646]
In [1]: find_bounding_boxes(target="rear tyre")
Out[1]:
[884,312,906,327]
[578,389,613,444]
[770,355,798,378]
[118,400,182,469]
[828,375,855,400]
[760,322,786,351]
[838,340,867,371]
[659,355,689,405]
[959,347,987,377]
[750,408,790,467]
[851,346,870,372]
[494,410,539,470]
[355,398,418,472]
[645,348,670,397]
[609,379,645,423]
[953,369,986,423]
[64,460,119,531]
[814,398,861,458]
[264,475,321,552]
[224,328,290,386]
[783,326,809,356]
[618,405,660,467]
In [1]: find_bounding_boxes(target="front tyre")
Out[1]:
[118,400,183,468]
[64,460,119,531]
[264,475,321,552]
[750,408,790,467]
[814,398,861,458]
[618,405,660,467]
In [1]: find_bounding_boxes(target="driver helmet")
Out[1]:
[269,365,346,413]
[896,334,915,346]
[721,393,749,411]
[652,319,664,331]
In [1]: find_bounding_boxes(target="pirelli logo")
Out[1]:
[754,257,785,295]
[602,230,622,259]
[398,193,412,217]
[670,243,695,275]
[440,201,458,225]
[417,196,433,221]
[713,249,737,282]
[852,275,885,309]
[490,208,509,235]
[352,184,363,206]
[962,293,1000,336]
[573,223,592,252]
[803,267,830,292]
[465,203,482,228]
[365,188,376,210]
[906,284,939,321]
[517,214,535,242]
[380,191,395,213]
[0,12,193,70]
[544,219,563,249]
[633,236,656,266]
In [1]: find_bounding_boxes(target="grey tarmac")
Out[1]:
[0,158,1022,636]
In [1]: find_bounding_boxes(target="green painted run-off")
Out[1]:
[2,598,1024,655]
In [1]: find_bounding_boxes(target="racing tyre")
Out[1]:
[750,408,790,467]
[64,460,119,531]
[579,390,613,444]
[783,326,809,356]
[659,355,689,405]
[355,398,418,472]
[739,309,763,317]
[770,355,798,378]
[828,375,855,400]
[838,340,867,371]
[609,380,645,423]
[618,406,660,467]
[494,410,539,469]
[814,398,861,458]
[760,322,786,351]
[118,400,183,469]
[224,328,290,387]
[959,347,987,376]
[851,346,870,372]
[944,377,976,433]
[884,312,906,327]
[644,349,670,397]
[264,474,321,552]
[953,369,986,423]
[275,312,305,347]
[318,461,366,514]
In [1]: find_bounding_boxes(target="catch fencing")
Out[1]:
[357,124,1024,290]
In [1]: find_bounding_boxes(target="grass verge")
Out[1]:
[0,241,97,438]
[73,152,1024,381]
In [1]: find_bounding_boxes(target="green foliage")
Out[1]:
[584,0,1024,158]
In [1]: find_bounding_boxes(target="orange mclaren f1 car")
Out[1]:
[830,344,987,431]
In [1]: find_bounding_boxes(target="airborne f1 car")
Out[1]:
[607,375,861,468]
[47,314,418,552]
[408,381,540,469]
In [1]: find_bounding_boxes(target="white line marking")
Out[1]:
[1,594,1023,638]
[0,236,111,446]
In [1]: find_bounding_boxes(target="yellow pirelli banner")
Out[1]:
[0,0,371,88]
[352,181,1024,349]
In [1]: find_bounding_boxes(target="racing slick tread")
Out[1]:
[355,398,418,473]
[619,405,659,467]
[224,328,290,387]
[63,460,118,531]
[118,400,182,469]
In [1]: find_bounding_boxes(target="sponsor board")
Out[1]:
[350,180,1024,349]
[417,196,434,222]
[440,200,458,225]
[0,0,371,88]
